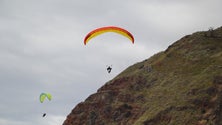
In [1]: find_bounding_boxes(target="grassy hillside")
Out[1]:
[63,26,222,125]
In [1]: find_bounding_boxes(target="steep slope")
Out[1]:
[63,27,222,125]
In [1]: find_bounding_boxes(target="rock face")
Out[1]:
[63,27,222,125]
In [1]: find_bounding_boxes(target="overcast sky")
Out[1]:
[0,0,222,125]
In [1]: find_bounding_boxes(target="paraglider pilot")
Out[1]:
[107,66,112,73]
[42,113,46,117]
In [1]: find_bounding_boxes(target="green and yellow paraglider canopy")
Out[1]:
[84,26,134,45]
[39,93,52,103]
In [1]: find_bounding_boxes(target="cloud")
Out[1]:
[0,118,31,125]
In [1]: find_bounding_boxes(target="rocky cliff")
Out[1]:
[63,27,222,125]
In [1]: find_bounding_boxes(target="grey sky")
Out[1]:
[0,0,222,125]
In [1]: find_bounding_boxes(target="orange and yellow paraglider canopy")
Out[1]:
[84,26,134,45]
